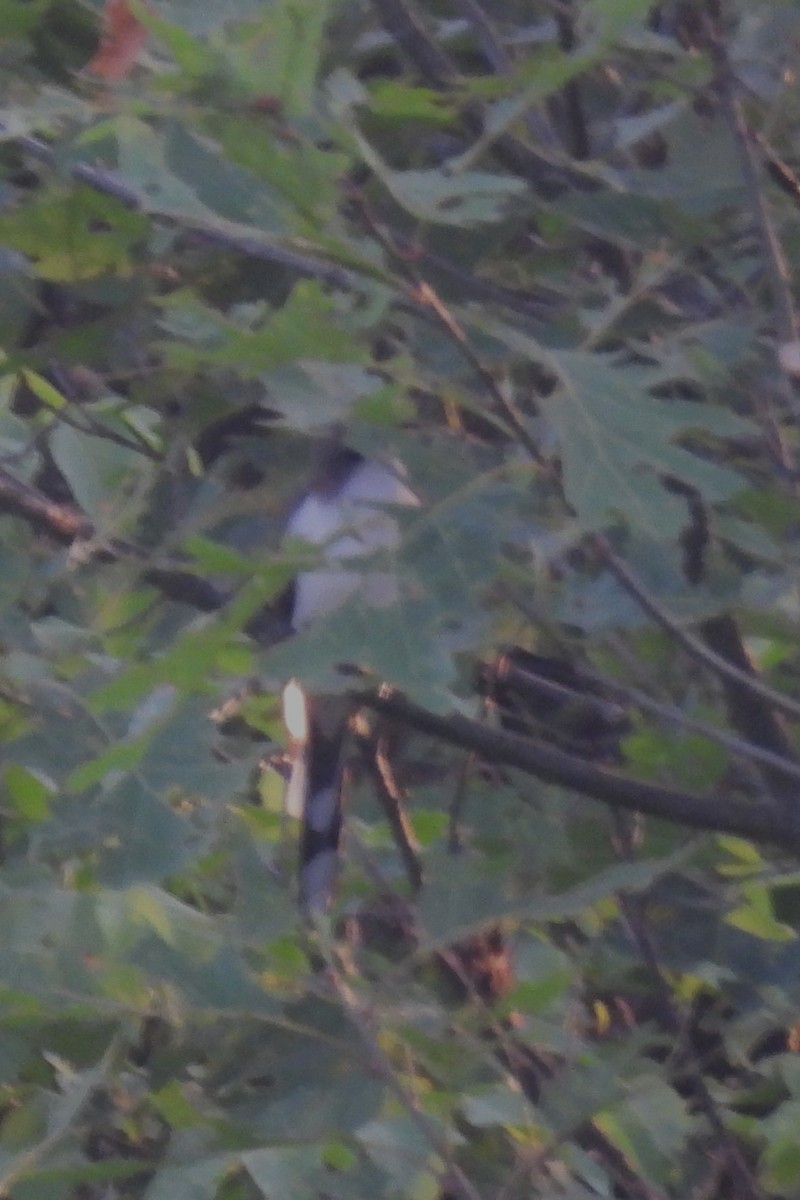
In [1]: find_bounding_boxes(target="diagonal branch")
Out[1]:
[708,25,800,442]
[356,729,423,894]
[0,463,228,612]
[594,536,800,726]
[364,688,800,850]
[580,662,800,788]
[0,463,94,541]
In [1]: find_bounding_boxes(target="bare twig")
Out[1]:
[759,135,800,208]
[412,278,546,462]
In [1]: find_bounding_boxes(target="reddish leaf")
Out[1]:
[84,0,149,80]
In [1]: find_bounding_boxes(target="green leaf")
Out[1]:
[93,778,193,887]
[356,1114,451,1189]
[151,1080,209,1130]
[263,362,386,430]
[91,576,286,712]
[594,1073,692,1181]
[101,116,286,231]
[621,109,742,216]
[261,0,333,117]
[726,884,795,942]
[367,81,457,124]
[4,765,52,822]
[543,352,752,537]
[551,190,697,246]
[183,536,257,575]
[17,370,66,410]
[162,282,363,375]
[143,1155,234,1200]
[361,161,526,227]
[126,1,215,77]
[460,1086,532,1128]
[329,73,525,225]
[49,422,147,528]
[419,851,685,945]
[162,122,287,231]
[0,186,149,281]
[623,728,728,791]
[267,591,457,710]
[242,1146,327,1200]
[589,0,659,37]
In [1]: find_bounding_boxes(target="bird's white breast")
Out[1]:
[287,459,418,630]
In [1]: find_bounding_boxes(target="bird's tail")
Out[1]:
[283,681,348,914]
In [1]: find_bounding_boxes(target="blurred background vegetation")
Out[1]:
[1,1,800,1196]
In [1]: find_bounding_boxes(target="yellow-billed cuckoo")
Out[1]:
[282,446,418,914]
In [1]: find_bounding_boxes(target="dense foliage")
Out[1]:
[2,0,800,1196]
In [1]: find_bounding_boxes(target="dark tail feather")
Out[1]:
[286,689,348,914]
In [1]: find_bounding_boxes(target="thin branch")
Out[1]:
[48,396,162,462]
[389,230,560,320]
[13,130,564,333]
[713,65,797,348]
[552,0,590,161]
[12,132,364,292]
[495,656,630,732]
[364,688,799,850]
[356,731,423,894]
[354,198,548,462]
[369,0,580,187]
[577,664,800,788]
[759,135,800,208]
[699,614,800,814]
[0,463,229,611]
[709,30,800,435]
[454,0,511,73]
[409,277,546,463]
[594,536,800,727]
[447,748,477,853]
[0,463,93,541]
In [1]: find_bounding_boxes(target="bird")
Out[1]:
[281,445,418,914]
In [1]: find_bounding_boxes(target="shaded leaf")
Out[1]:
[543,351,752,537]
